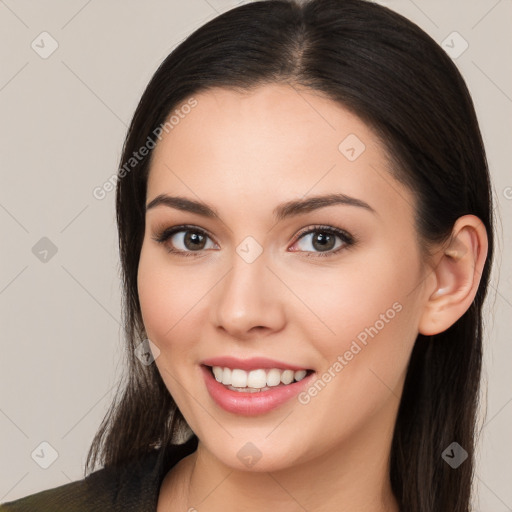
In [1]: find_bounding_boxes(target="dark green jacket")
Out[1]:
[0,436,198,511]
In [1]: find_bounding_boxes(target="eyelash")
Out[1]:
[151,224,355,259]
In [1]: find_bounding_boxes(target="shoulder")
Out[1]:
[0,450,161,512]
[0,436,199,512]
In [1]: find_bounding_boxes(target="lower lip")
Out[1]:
[201,365,315,416]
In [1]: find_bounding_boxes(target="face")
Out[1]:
[137,84,431,473]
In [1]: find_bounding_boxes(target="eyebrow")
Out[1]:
[145,193,377,221]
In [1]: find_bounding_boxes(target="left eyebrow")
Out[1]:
[145,193,377,220]
[273,193,377,221]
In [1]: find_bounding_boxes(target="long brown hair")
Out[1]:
[85,1,495,510]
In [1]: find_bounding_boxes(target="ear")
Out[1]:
[418,214,489,336]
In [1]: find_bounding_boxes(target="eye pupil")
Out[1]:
[185,231,206,250]
[313,232,335,251]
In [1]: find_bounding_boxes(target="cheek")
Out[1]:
[137,251,205,411]
[137,247,209,357]
[291,247,418,344]
[137,245,179,345]
[291,245,422,401]
[137,264,172,341]
[329,273,420,386]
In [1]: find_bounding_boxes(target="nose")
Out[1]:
[211,248,286,341]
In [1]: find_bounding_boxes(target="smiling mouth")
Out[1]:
[204,365,315,393]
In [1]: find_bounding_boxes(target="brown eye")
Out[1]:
[180,231,208,250]
[290,225,355,258]
[152,225,216,257]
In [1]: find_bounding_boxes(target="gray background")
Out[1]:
[0,0,511,509]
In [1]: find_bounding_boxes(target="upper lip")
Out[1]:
[201,356,311,372]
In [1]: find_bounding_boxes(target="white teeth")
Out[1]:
[212,366,223,382]
[294,370,307,381]
[211,366,310,389]
[247,369,267,388]
[280,369,294,385]
[230,369,247,387]
[266,368,281,387]
[222,367,232,385]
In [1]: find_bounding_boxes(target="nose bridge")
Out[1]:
[212,237,284,337]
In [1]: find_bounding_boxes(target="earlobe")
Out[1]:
[418,215,488,336]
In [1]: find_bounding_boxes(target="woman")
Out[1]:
[1,0,494,510]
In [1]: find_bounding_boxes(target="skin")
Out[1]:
[136,83,488,511]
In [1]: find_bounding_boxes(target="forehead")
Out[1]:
[146,84,414,224]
